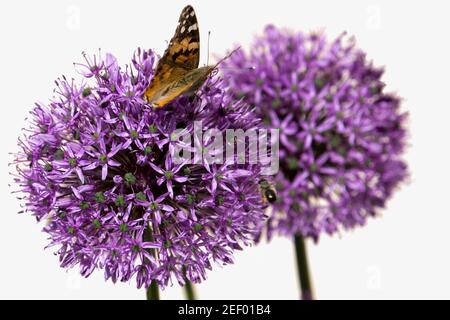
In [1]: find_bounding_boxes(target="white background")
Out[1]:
[1,0,449,299]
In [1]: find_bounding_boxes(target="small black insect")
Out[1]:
[259,179,277,204]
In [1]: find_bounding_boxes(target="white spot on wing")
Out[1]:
[188,24,198,32]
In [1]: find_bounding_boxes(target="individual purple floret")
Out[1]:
[222,25,408,241]
[13,48,267,289]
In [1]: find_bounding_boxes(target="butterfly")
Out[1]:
[144,5,220,108]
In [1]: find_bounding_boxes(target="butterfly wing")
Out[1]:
[149,66,216,107]
[147,47,242,107]
[144,5,200,105]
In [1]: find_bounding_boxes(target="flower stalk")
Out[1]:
[183,280,196,300]
[146,280,159,300]
[182,266,196,300]
[144,226,159,300]
[294,234,313,300]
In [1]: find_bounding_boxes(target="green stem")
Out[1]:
[294,234,314,300]
[182,266,196,300]
[144,225,159,300]
[146,280,159,300]
[184,279,196,300]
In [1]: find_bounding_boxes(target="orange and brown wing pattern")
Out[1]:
[144,5,200,104]
[165,5,200,70]
[149,66,216,108]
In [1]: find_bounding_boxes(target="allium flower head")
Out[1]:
[222,25,408,241]
[13,48,267,288]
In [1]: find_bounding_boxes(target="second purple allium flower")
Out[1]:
[13,48,267,289]
[222,25,408,241]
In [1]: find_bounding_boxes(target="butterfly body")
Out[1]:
[146,66,215,107]
[144,5,217,108]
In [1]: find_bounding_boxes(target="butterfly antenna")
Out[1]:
[214,46,241,67]
[221,65,256,72]
[207,31,211,66]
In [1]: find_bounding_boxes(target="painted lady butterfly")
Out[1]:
[144,5,220,108]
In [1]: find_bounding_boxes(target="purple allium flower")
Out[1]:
[13,48,267,289]
[222,25,408,241]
